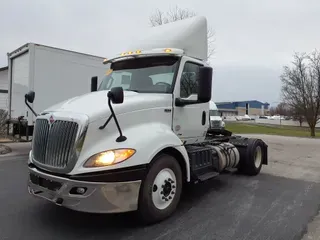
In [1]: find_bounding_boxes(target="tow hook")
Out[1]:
[55,198,64,205]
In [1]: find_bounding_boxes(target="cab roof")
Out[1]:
[106,16,208,63]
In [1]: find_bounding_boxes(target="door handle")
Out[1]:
[202,111,206,125]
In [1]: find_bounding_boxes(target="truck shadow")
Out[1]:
[31,171,320,240]
[34,177,228,237]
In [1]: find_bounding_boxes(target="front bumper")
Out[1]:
[27,166,142,213]
[210,127,225,130]
[210,122,224,130]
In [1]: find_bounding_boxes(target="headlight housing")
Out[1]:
[83,148,136,168]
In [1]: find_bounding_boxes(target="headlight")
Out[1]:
[83,148,136,168]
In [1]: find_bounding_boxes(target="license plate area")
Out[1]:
[30,173,62,191]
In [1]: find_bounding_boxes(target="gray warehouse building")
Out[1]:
[216,100,270,116]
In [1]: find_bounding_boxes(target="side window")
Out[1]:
[180,62,201,98]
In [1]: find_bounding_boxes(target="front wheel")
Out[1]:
[138,154,182,224]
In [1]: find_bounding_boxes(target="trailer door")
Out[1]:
[10,52,30,119]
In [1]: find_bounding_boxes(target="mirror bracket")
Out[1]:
[98,87,126,142]
[175,98,199,107]
[24,91,38,117]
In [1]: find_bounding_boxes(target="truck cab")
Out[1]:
[26,16,268,224]
[209,101,225,131]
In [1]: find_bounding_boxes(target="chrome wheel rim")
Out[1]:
[151,168,177,210]
[254,146,262,168]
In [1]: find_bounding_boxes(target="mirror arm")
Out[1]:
[98,114,112,130]
[99,97,127,142]
[175,98,199,107]
[24,98,38,116]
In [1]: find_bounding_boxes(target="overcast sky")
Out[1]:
[1,0,320,105]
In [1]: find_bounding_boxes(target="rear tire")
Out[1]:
[138,153,182,224]
[238,139,265,176]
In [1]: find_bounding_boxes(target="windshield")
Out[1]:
[98,56,180,93]
[209,110,220,116]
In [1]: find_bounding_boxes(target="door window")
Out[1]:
[180,62,201,98]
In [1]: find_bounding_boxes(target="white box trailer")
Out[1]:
[7,43,106,140]
[0,66,9,111]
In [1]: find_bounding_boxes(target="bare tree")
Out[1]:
[149,6,215,61]
[269,106,276,116]
[291,105,305,127]
[281,50,320,137]
[275,102,290,116]
[0,109,8,136]
[269,102,290,116]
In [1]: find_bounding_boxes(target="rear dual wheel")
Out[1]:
[138,154,182,224]
[238,138,265,176]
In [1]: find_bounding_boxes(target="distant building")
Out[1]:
[215,100,270,116]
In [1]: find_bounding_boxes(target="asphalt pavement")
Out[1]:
[0,136,320,240]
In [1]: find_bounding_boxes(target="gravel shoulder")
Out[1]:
[240,134,320,240]
[0,144,11,154]
[238,134,320,183]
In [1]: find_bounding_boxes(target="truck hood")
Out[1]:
[43,90,171,122]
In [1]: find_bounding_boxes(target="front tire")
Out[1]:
[138,153,182,224]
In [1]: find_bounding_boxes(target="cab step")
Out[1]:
[197,172,220,181]
[185,144,221,183]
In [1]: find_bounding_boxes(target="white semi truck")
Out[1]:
[6,43,106,140]
[26,16,268,224]
[209,100,226,132]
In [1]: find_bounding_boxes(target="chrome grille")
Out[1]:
[210,120,221,128]
[32,119,79,168]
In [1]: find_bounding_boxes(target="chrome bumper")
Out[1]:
[27,167,142,213]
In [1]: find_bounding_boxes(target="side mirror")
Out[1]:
[198,66,212,103]
[24,90,38,116]
[107,87,124,104]
[100,86,126,142]
[91,76,98,92]
[25,91,35,103]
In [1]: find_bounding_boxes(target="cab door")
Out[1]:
[172,57,210,144]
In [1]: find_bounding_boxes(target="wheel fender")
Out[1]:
[149,144,191,182]
[127,124,190,181]
[74,122,190,179]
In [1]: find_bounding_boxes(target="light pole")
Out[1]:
[270,101,282,126]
